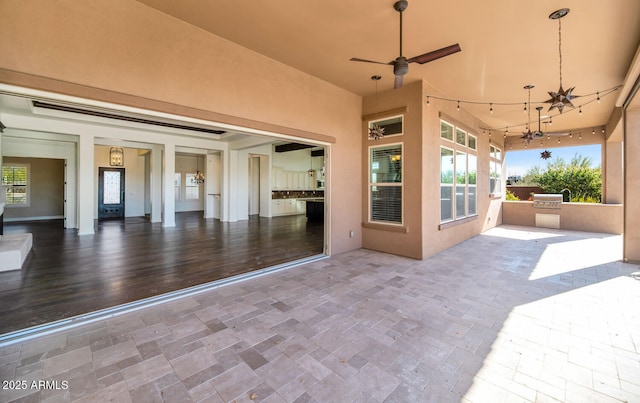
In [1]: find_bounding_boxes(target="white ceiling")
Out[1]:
[137,0,640,139]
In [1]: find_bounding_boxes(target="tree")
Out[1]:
[526,153,602,202]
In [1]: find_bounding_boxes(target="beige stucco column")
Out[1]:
[604,140,623,204]
[624,103,640,263]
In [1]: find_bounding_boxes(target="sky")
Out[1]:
[505,144,602,177]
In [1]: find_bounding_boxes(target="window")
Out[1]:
[174,173,181,200]
[456,128,467,146]
[440,147,454,221]
[490,145,502,195]
[440,120,477,223]
[468,154,477,215]
[455,151,467,218]
[2,164,29,207]
[441,120,454,142]
[185,173,199,200]
[468,134,477,150]
[368,115,404,138]
[369,143,403,224]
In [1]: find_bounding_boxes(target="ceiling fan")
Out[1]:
[350,0,461,89]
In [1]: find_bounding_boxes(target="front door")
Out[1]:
[98,167,125,219]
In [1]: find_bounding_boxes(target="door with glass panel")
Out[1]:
[98,167,125,219]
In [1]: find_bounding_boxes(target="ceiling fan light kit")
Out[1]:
[350,0,461,89]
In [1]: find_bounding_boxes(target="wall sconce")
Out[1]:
[110,147,124,166]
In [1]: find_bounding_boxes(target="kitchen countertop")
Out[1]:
[297,198,324,202]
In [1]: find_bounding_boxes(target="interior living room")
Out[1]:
[0,1,639,402]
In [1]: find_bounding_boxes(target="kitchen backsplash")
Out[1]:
[272,190,324,199]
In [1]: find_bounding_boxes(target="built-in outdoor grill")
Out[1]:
[532,193,563,209]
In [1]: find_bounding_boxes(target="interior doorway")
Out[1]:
[98,167,125,219]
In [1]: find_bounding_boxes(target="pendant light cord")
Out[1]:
[558,18,563,87]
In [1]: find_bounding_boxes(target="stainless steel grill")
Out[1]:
[532,193,563,209]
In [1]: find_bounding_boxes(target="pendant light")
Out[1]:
[368,75,385,140]
[520,85,535,144]
[545,8,578,113]
[192,155,205,184]
[109,147,124,166]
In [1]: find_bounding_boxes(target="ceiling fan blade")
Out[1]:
[407,43,461,64]
[394,74,404,89]
[350,57,392,65]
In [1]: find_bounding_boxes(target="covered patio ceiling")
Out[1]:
[138,0,640,141]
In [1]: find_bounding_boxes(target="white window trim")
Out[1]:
[440,145,455,223]
[468,134,477,150]
[439,119,478,224]
[367,142,404,226]
[440,119,455,143]
[2,163,31,208]
[490,144,503,197]
[368,114,404,139]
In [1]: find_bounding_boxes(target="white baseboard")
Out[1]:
[3,215,64,222]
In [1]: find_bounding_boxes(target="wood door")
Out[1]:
[98,167,125,219]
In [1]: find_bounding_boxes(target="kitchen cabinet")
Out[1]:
[271,198,308,216]
[272,167,316,190]
[306,201,324,222]
[271,200,285,215]
[296,200,306,214]
[285,199,297,214]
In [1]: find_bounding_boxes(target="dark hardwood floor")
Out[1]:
[0,212,324,335]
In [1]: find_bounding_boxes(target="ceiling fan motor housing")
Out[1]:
[394,57,409,76]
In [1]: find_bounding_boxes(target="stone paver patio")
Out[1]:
[1,225,639,402]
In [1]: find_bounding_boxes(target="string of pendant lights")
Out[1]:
[424,7,621,137]
[503,125,606,150]
[424,84,620,134]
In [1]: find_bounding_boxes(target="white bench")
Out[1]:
[0,233,33,272]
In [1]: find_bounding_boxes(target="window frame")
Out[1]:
[2,163,31,208]
[368,142,404,226]
[439,120,478,224]
[440,120,455,142]
[490,144,503,197]
[367,114,404,139]
[440,146,455,222]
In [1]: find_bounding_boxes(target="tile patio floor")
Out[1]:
[1,225,639,402]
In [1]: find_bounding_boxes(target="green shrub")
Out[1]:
[527,153,601,203]
[505,189,520,201]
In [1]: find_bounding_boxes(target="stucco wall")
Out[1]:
[624,106,640,262]
[0,0,363,255]
[422,82,503,257]
[361,81,424,259]
[360,80,503,259]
